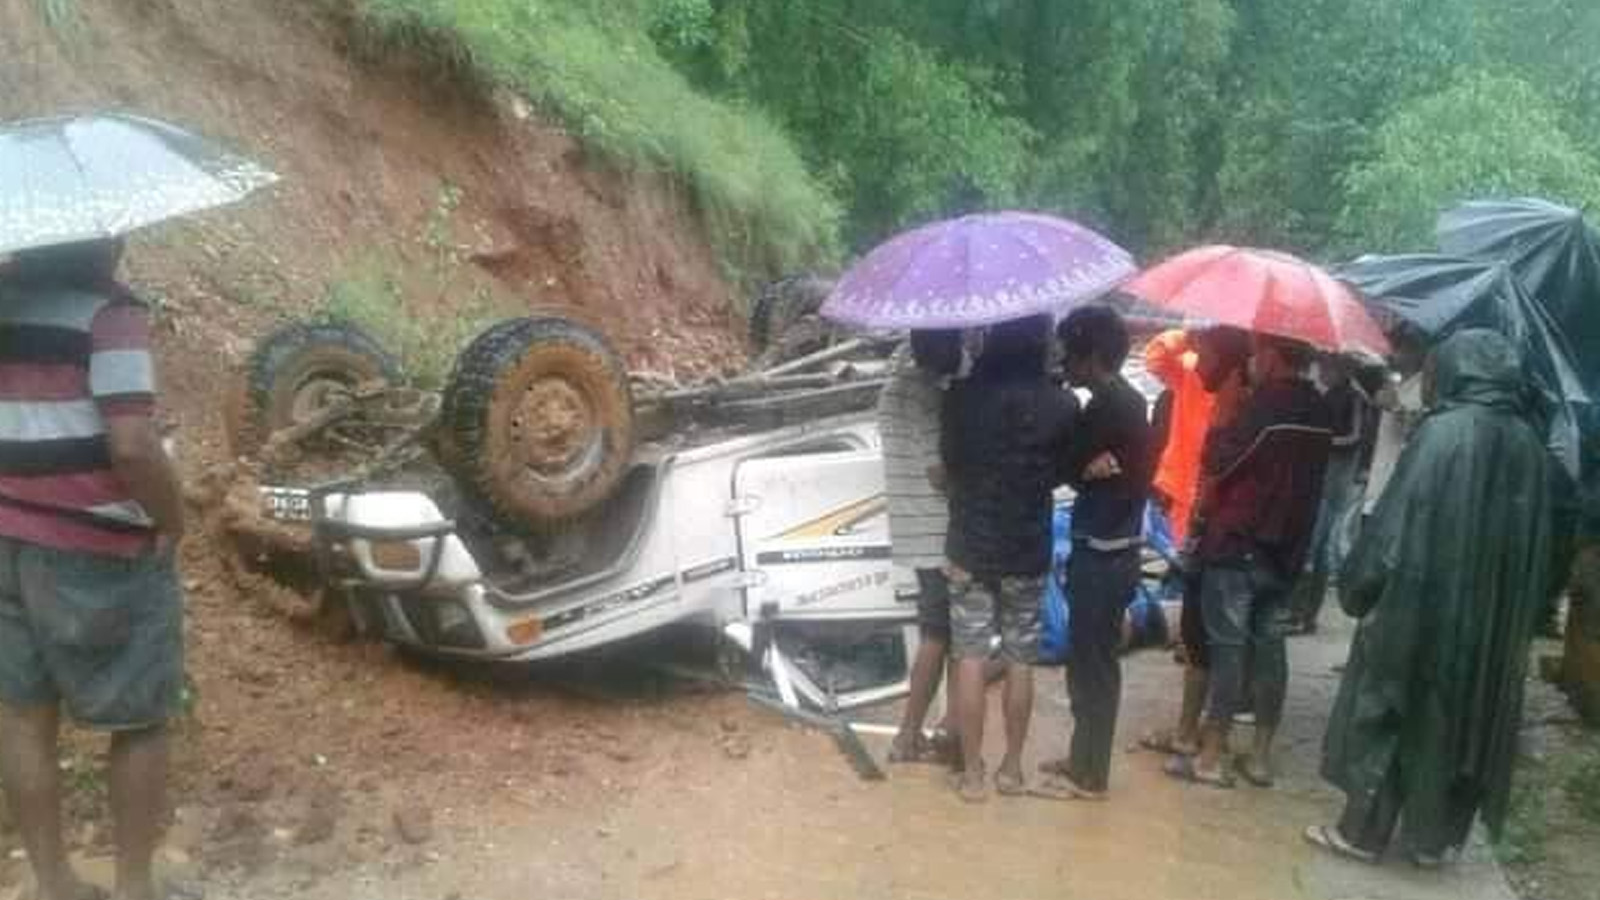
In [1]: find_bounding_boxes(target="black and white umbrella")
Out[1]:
[0,112,279,254]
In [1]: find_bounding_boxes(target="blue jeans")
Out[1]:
[1200,559,1292,729]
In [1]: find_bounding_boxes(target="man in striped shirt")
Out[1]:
[884,330,963,765]
[0,239,185,900]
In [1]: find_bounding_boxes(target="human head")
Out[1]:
[1143,329,1192,390]
[973,314,1051,377]
[1057,305,1130,387]
[9,238,125,286]
[909,329,962,377]
[1250,334,1314,383]
[1193,326,1252,393]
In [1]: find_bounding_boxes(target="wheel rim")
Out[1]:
[288,375,355,425]
[508,375,603,487]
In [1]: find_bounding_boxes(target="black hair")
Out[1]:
[974,315,1050,377]
[909,329,962,376]
[1261,335,1315,372]
[1058,305,1131,371]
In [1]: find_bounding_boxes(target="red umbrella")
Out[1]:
[1124,245,1391,357]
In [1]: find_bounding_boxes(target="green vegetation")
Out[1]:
[318,258,517,389]
[1337,74,1600,252]
[355,0,840,283]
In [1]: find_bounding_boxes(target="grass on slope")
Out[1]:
[358,0,840,285]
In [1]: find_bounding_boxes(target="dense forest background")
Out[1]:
[363,0,1600,273]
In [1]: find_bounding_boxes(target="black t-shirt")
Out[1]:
[1063,375,1154,546]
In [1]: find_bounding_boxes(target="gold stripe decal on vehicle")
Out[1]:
[764,495,888,541]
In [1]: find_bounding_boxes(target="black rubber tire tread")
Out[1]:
[437,316,635,531]
[225,321,400,460]
[748,275,827,352]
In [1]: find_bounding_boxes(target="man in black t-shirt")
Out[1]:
[1035,306,1154,800]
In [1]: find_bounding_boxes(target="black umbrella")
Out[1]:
[1437,198,1600,388]
[1339,253,1588,478]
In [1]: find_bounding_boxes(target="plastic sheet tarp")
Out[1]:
[1339,254,1589,478]
[1438,199,1600,391]
[1038,501,1176,665]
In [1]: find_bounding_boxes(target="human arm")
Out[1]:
[92,301,184,548]
[105,415,184,544]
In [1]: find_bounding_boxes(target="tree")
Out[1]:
[1337,73,1600,252]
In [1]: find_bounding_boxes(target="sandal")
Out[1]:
[1029,774,1107,802]
[948,766,988,804]
[1138,730,1199,757]
[994,769,1027,797]
[1232,754,1276,788]
[1303,825,1378,864]
[1037,756,1071,778]
[1163,754,1235,789]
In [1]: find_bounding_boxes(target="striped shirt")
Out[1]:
[878,346,948,569]
[0,281,158,557]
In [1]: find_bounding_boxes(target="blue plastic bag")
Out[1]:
[1039,501,1175,663]
[1037,504,1074,665]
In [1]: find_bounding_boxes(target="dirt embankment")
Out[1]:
[0,0,751,892]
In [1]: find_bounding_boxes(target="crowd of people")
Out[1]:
[878,306,1555,867]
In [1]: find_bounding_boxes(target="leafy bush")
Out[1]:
[317,256,520,390]
[1338,72,1600,252]
[356,0,839,283]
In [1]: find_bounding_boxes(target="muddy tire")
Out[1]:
[748,275,831,352]
[226,322,400,459]
[437,317,634,530]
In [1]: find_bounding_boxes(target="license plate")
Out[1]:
[261,487,313,522]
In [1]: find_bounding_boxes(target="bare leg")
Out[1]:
[1196,719,1230,777]
[997,662,1033,786]
[109,726,169,900]
[0,704,88,900]
[892,636,948,759]
[1175,666,1208,750]
[953,657,988,797]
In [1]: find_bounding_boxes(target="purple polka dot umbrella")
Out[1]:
[821,212,1136,330]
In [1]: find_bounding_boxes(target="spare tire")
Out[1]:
[226,322,401,459]
[437,316,634,530]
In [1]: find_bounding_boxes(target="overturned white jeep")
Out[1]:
[223,307,918,713]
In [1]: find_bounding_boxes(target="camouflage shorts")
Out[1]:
[948,569,1044,663]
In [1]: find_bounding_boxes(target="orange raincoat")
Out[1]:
[1144,330,1215,543]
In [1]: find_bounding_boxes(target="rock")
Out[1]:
[393,806,434,846]
[720,735,752,760]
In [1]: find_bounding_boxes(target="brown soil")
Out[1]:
[0,0,750,892]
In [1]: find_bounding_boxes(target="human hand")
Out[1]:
[1083,452,1122,481]
[927,464,948,493]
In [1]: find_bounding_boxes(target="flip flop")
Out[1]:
[1232,754,1276,788]
[948,768,988,804]
[1303,825,1378,864]
[1138,730,1199,757]
[1029,774,1107,802]
[994,770,1027,797]
[1163,754,1235,789]
[887,737,939,765]
[1037,756,1071,777]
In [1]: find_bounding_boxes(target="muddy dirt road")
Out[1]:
[88,620,1517,900]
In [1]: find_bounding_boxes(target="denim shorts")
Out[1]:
[0,537,184,731]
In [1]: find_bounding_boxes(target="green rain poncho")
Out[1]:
[1324,329,1552,843]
